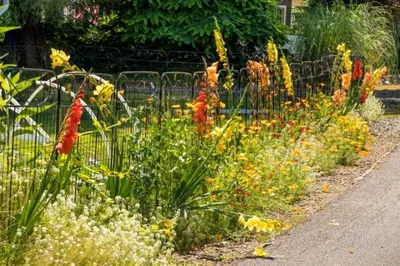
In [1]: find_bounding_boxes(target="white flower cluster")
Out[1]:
[23,194,175,265]
[358,96,385,124]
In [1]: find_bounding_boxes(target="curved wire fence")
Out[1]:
[0,54,360,224]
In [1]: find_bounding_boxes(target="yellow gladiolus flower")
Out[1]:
[343,50,352,72]
[94,81,114,103]
[267,40,278,64]
[50,48,70,69]
[216,141,226,153]
[337,43,346,53]
[281,55,294,96]
[214,30,227,63]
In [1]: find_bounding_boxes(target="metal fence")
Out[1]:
[0,56,338,177]
[0,44,317,74]
[0,53,352,223]
[0,45,240,73]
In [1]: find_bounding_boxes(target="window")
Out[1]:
[276,5,287,25]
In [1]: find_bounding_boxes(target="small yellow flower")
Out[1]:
[151,224,159,231]
[261,120,271,127]
[284,224,293,231]
[164,229,172,237]
[238,214,246,225]
[212,127,224,137]
[206,178,214,184]
[288,184,297,191]
[238,153,248,161]
[215,233,223,241]
[209,195,216,201]
[358,150,368,157]
[329,146,338,152]
[293,207,302,214]
[322,184,330,192]
[147,97,154,104]
[219,101,226,108]
[253,247,269,257]
[171,104,181,109]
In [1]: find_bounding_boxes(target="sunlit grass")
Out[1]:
[293,2,398,71]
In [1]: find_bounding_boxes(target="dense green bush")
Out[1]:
[123,0,286,52]
[293,1,398,71]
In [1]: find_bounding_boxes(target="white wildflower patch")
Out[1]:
[358,95,385,124]
[24,194,175,265]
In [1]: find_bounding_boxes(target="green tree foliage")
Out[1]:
[4,0,68,26]
[2,0,68,46]
[52,0,128,47]
[123,0,286,52]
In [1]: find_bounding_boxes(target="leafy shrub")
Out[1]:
[124,0,286,52]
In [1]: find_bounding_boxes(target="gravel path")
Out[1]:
[231,118,400,266]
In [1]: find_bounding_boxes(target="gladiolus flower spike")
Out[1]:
[56,90,85,155]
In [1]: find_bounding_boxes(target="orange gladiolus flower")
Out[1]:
[332,89,347,106]
[204,62,219,90]
[341,73,351,90]
[56,90,84,155]
[361,71,373,89]
[247,60,270,93]
[193,88,209,133]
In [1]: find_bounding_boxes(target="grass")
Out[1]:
[292,2,398,72]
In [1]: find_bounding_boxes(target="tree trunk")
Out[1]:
[4,23,43,68]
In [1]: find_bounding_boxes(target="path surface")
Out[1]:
[232,145,400,266]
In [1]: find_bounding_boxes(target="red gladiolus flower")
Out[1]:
[360,90,367,104]
[352,58,363,80]
[193,88,208,133]
[56,90,85,155]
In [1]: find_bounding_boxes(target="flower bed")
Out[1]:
[0,22,387,264]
